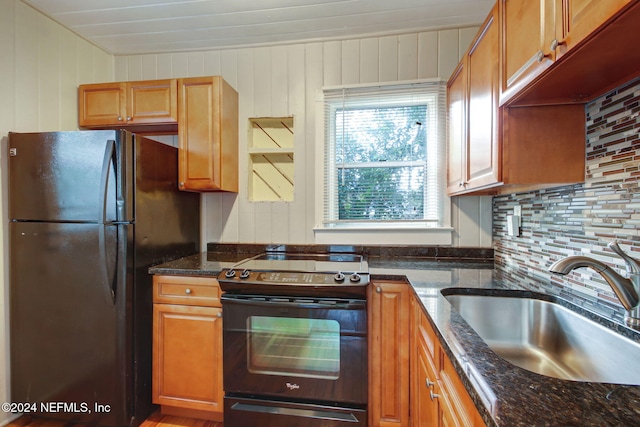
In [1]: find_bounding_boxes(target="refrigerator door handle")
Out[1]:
[98,224,117,305]
[99,140,116,224]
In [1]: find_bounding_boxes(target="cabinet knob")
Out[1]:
[217,311,222,318]
[376,286,382,294]
[536,50,551,63]
[126,116,132,121]
[426,378,435,388]
[117,116,123,121]
[550,38,565,51]
[430,390,440,401]
[185,288,192,295]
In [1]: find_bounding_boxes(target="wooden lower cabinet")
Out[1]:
[152,275,224,421]
[410,295,485,427]
[368,280,411,426]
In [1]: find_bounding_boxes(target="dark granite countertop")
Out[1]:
[149,251,640,426]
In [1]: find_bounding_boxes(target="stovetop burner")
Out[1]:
[217,252,369,298]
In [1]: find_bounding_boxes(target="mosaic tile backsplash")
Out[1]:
[494,76,640,322]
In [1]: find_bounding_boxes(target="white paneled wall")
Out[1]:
[0,0,114,421]
[115,28,492,248]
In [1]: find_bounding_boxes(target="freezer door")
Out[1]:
[9,221,127,426]
[8,130,119,222]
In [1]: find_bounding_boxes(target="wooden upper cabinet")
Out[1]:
[465,5,500,192]
[178,76,239,192]
[448,2,586,196]
[448,4,501,195]
[503,0,638,105]
[78,82,126,127]
[554,0,633,59]
[126,79,178,125]
[500,0,555,103]
[446,61,466,195]
[79,79,178,131]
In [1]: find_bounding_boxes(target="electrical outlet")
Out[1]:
[514,205,522,217]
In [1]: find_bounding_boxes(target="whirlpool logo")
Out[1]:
[286,382,300,390]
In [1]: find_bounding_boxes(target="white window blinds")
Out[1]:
[323,81,447,228]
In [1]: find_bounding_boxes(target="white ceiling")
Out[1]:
[21,0,493,55]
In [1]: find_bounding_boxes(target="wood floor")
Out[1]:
[5,411,223,427]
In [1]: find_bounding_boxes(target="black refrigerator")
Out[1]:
[8,130,200,427]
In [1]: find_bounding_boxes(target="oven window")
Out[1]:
[247,316,340,379]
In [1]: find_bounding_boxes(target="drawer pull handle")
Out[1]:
[426,378,435,388]
[430,390,439,400]
[185,288,192,295]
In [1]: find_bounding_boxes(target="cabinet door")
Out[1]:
[178,76,239,192]
[500,0,555,101]
[554,0,632,59]
[78,82,125,127]
[411,298,439,427]
[446,61,466,194]
[152,304,224,415]
[368,281,410,427]
[439,348,484,427]
[465,5,500,191]
[126,79,177,125]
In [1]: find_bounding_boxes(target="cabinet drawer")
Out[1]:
[153,275,221,307]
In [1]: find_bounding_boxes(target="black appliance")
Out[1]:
[8,130,200,427]
[218,252,369,427]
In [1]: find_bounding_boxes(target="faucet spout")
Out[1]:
[549,256,640,312]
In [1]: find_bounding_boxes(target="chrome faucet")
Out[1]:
[549,241,640,328]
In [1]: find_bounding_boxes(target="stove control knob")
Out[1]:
[225,269,237,278]
[349,273,361,283]
[240,269,251,279]
[334,272,346,282]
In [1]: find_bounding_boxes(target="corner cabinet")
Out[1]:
[78,80,178,132]
[447,3,586,196]
[410,295,485,427]
[177,76,239,192]
[368,280,410,427]
[152,275,224,421]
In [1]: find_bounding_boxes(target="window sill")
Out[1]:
[313,226,454,245]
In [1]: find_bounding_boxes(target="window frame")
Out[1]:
[315,80,452,245]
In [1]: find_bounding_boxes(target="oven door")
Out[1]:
[221,294,367,405]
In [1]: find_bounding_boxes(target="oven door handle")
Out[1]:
[221,295,366,310]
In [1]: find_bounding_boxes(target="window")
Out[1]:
[322,81,447,229]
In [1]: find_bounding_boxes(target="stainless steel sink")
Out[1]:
[443,292,640,385]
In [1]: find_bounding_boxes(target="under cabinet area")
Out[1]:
[152,275,224,421]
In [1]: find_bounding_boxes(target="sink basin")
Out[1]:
[443,292,640,385]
